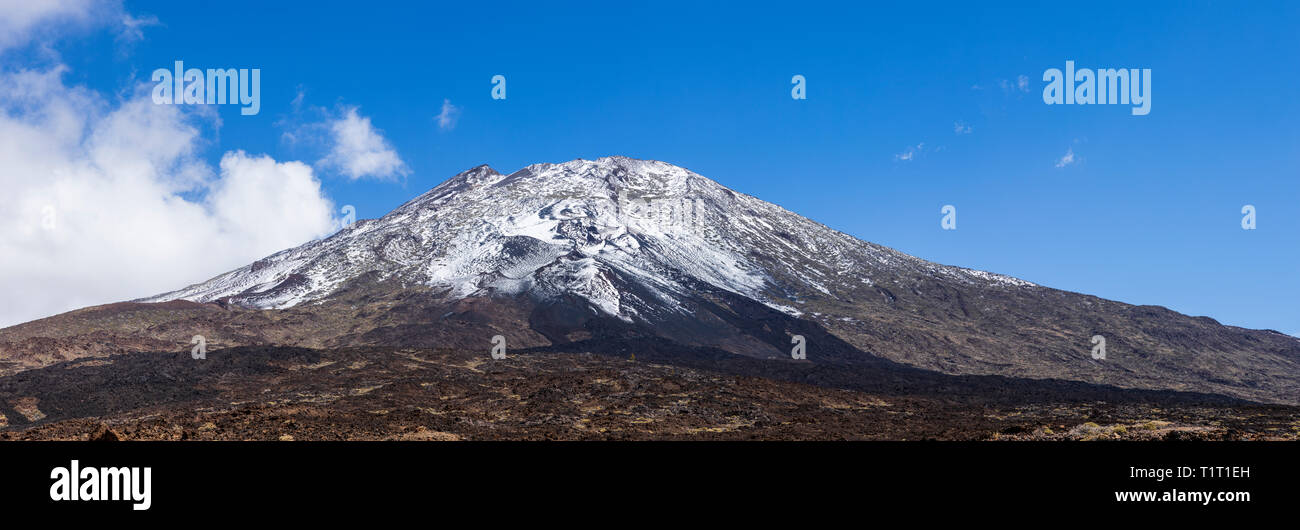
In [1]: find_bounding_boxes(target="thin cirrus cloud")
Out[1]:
[1055,147,1077,168]
[894,143,924,161]
[116,12,159,43]
[993,75,1031,95]
[319,106,410,180]
[435,98,459,131]
[0,2,343,327]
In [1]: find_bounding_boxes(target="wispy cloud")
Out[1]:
[954,121,972,135]
[997,75,1031,95]
[1055,147,1077,168]
[435,98,459,131]
[895,143,924,161]
[117,13,159,43]
[290,86,305,111]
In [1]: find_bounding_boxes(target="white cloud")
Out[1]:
[0,66,338,327]
[290,86,305,111]
[954,121,972,135]
[319,106,409,180]
[116,12,159,44]
[0,0,152,55]
[894,143,924,161]
[997,75,1031,95]
[435,98,459,131]
[0,0,95,51]
[210,151,336,249]
[1055,147,1077,168]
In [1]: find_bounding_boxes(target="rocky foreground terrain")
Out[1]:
[3,344,1297,441]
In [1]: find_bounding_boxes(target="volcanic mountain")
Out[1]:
[3,156,1299,408]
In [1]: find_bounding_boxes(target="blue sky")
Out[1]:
[4,1,1298,334]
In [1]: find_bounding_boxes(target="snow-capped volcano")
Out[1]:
[142,156,1030,321]
[118,156,1300,403]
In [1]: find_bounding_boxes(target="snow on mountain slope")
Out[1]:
[140,156,1034,322]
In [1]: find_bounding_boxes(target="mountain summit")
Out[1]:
[8,157,1300,404]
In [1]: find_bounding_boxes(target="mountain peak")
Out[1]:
[462,163,499,175]
[528,155,677,171]
[494,156,702,200]
[447,163,504,188]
